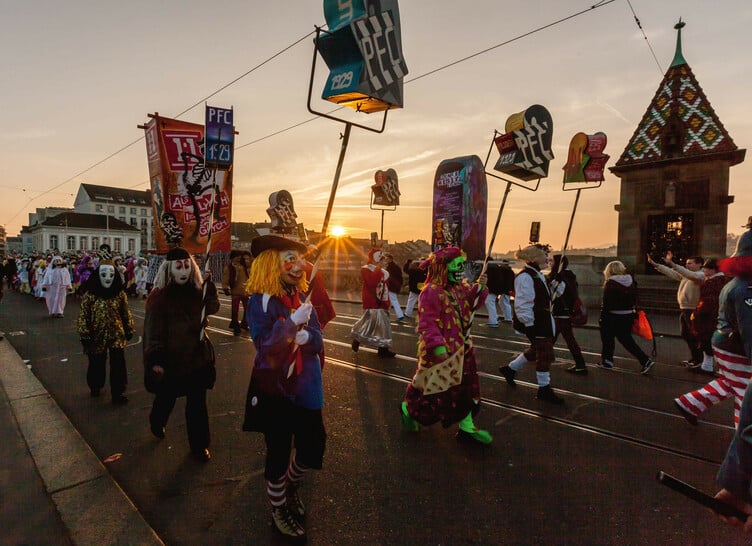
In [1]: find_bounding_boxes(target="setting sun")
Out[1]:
[331,225,346,237]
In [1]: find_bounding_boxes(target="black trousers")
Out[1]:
[86,348,127,397]
[599,313,649,366]
[263,407,326,481]
[554,317,586,368]
[680,309,703,363]
[150,386,210,453]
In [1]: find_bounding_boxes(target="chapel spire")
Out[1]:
[670,18,687,68]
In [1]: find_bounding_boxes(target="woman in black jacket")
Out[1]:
[599,260,654,374]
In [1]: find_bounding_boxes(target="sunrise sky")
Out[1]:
[2,0,750,253]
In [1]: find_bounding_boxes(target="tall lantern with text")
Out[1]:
[308,0,408,236]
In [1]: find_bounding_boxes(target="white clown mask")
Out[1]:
[170,258,192,285]
[99,264,116,288]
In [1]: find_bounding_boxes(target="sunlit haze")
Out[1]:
[2,1,750,252]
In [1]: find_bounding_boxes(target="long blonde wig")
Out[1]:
[246,249,309,297]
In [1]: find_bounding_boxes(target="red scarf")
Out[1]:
[279,291,303,376]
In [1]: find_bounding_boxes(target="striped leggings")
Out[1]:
[674,347,752,428]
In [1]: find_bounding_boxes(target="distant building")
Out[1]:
[6,236,22,256]
[0,225,5,257]
[27,212,141,255]
[73,183,154,251]
[27,207,74,226]
[610,21,745,272]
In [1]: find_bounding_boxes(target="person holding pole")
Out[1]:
[242,235,325,541]
[400,246,492,444]
[548,254,587,374]
[143,248,219,462]
[499,244,565,404]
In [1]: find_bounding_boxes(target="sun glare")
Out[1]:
[331,226,346,237]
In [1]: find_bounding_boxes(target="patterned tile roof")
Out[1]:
[614,62,738,169]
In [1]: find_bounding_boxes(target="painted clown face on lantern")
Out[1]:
[447,256,466,284]
[170,258,192,285]
[99,265,116,288]
[279,249,305,286]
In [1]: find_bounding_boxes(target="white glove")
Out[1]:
[295,329,310,346]
[290,302,313,326]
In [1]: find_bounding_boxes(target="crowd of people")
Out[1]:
[2,227,752,538]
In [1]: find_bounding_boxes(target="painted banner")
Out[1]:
[205,105,234,168]
[372,168,400,206]
[562,132,609,183]
[431,155,487,261]
[142,114,232,254]
[493,104,554,181]
[317,0,407,113]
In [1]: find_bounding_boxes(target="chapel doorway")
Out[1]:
[646,213,695,272]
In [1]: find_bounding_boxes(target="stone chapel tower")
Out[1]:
[609,20,745,273]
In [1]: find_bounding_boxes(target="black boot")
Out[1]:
[498,365,517,387]
[536,385,564,405]
[229,321,240,336]
[378,346,396,358]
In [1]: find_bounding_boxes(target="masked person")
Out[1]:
[42,255,72,317]
[242,235,325,541]
[221,249,252,335]
[143,247,219,462]
[400,246,493,444]
[350,248,396,357]
[77,245,134,404]
[500,244,565,404]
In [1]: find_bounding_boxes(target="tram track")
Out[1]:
[324,354,726,467]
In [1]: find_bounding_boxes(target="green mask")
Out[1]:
[447,256,466,284]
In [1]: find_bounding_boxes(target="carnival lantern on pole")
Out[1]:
[308,0,408,236]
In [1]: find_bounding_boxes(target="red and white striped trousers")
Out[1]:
[674,346,752,429]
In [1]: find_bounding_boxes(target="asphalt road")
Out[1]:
[1,289,748,545]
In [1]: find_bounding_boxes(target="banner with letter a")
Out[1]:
[142,114,232,254]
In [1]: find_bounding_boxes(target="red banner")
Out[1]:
[142,114,232,254]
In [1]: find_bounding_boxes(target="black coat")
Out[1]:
[143,281,220,394]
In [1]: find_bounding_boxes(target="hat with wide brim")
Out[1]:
[251,235,307,257]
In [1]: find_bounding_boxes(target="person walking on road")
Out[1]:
[688,258,730,374]
[598,260,655,374]
[484,260,514,327]
[143,247,219,462]
[548,255,587,374]
[221,249,251,336]
[499,244,565,404]
[648,251,705,367]
[42,256,71,318]
[400,246,492,444]
[384,252,406,322]
[77,247,134,404]
[350,248,396,358]
[674,230,752,428]
[403,257,426,319]
[242,235,325,542]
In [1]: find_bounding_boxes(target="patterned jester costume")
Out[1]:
[400,246,492,444]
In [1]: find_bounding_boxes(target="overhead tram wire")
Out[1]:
[8,2,629,224]
[235,0,619,149]
[3,29,318,226]
[626,0,664,75]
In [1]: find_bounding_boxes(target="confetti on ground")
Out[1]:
[103,453,123,464]
[60,358,68,362]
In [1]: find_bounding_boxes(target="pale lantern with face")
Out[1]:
[170,258,192,285]
[99,264,116,288]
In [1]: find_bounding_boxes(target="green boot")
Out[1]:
[400,401,420,432]
[457,413,493,444]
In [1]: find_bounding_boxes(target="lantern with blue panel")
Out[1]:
[316,0,408,114]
